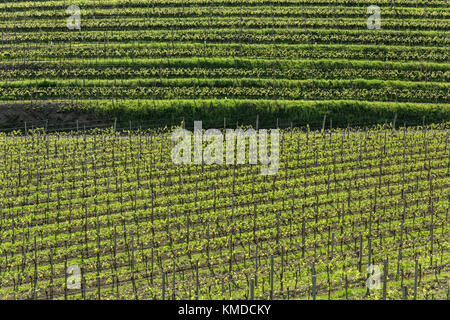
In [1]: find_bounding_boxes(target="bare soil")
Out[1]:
[0,101,103,130]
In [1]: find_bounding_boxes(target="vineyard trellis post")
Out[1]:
[81,265,85,300]
[255,244,258,288]
[311,263,316,300]
[64,248,68,300]
[414,259,418,300]
[162,271,165,300]
[383,259,388,300]
[358,234,363,273]
[33,234,37,300]
[195,260,199,300]
[172,261,176,300]
[270,255,274,300]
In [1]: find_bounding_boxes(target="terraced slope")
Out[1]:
[0,1,448,301]
[0,0,448,128]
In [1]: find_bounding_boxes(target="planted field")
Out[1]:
[0,0,448,302]
[0,0,448,127]
[0,124,448,299]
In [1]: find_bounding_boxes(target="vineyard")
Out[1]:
[0,124,448,300]
[0,0,449,127]
[0,0,449,301]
